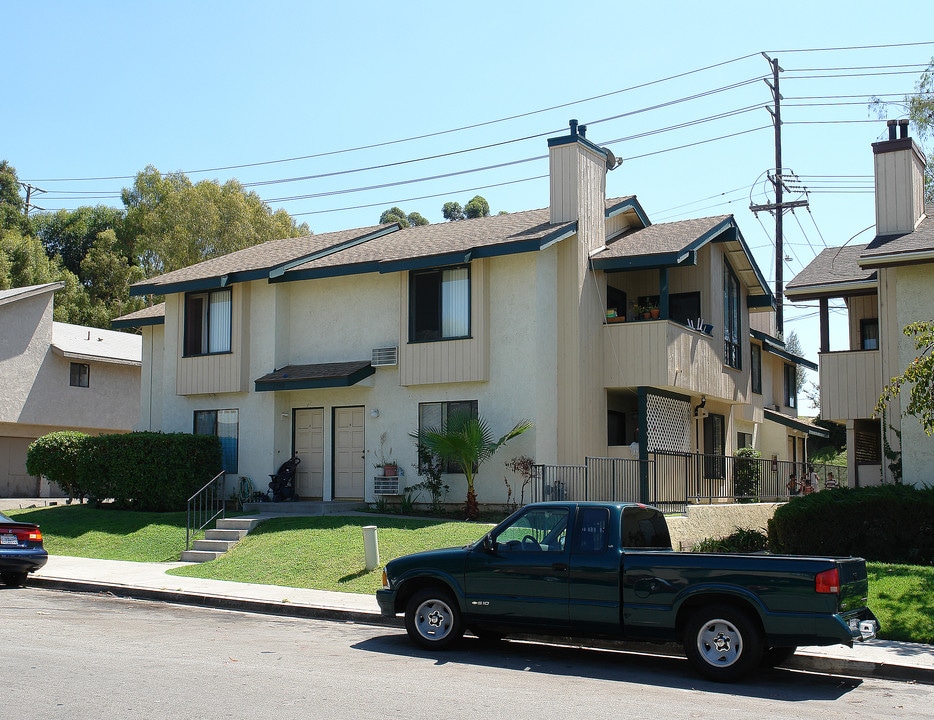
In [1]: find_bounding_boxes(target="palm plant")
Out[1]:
[412,410,533,519]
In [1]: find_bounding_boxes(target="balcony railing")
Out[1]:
[819,349,881,421]
[533,453,838,511]
[603,319,741,398]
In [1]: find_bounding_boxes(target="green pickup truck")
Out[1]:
[376,501,879,682]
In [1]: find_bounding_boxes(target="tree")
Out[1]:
[442,195,491,222]
[32,205,126,278]
[464,195,490,219]
[122,166,310,276]
[876,320,934,436]
[785,331,807,395]
[871,58,934,203]
[442,201,465,222]
[412,411,533,519]
[0,160,28,234]
[379,207,429,228]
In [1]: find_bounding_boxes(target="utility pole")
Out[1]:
[749,53,807,339]
[20,182,46,216]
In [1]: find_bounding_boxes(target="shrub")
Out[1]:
[693,527,768,553]
[26,431,89,501]
[77,432,223,511]
[733,446,761,502]
[767,484,934,564]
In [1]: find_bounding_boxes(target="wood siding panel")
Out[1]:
[176,284,246,395]
[400,259,489,386]
[819,350,881,421]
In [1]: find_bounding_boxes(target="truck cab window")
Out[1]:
[573,507,609,553]
[494,507,568,552]
[621,507,672,549]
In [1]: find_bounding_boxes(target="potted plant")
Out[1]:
[650,304,660,319]
[374,431,397,476]
[639,305,652,320]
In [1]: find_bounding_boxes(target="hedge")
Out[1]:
[76,432,223,511]
[767,484,934,565]
[26,431,89,500]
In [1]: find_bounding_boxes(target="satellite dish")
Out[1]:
[603,148,622,171]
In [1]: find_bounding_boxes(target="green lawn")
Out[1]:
[9,505,932,643]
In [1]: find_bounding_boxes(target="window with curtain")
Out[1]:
[69,362,90,388]
[194,408,239,473]
[723,262,741,369]
[861,318,879,350]
[184,288,232,356]
[410,265,470,342]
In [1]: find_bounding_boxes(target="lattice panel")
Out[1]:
[646,393,691,453]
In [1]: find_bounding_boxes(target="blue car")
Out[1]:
[0,511,48,587]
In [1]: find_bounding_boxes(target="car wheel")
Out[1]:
[683,605,763,682]
[761,645,797,668]
[1,572,28,587]
[404,587,464,650]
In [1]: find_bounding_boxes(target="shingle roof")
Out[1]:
[51,322,142,365]
[861,205,934,266]
[130,225,393,294]
[785,245,876,299]
[110,303,166,329]
[595,215,731,259]
[0,282,64,307]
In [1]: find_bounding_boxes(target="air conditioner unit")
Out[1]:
[371,346,398,367]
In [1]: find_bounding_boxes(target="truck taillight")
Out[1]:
[815,568,840,594]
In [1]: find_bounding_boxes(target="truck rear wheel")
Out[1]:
[404,587,464,650]
[684,605,763,682]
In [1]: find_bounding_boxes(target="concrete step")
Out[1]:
[205,528,247,541]
[193,538,239,553]
[180,549,224,562]
[241,500,365,516]
[216,517,261,532]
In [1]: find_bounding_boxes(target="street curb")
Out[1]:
[30,576,402,629]
[29,576,932,685]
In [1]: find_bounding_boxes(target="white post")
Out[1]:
[363,525,380,571]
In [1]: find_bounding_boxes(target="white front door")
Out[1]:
[293,408,324,499]
[333,406,365,499]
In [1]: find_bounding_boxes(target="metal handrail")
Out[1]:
[186,470,226,551]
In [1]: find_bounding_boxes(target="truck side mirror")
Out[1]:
[481,533,496,553]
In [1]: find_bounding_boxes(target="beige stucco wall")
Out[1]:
[665,502,783,551]
[893,264,934,486]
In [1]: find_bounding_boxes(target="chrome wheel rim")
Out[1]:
[414,597,455,642]
[695,617,743,668]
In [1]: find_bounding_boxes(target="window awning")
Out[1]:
[764,409,830,438]
[254,361,374,392]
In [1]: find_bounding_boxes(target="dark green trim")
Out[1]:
[750,329,818,371]
[270,261,382,283]
[637,387,649,501]
[269,224,401,279]
[547,133,608,158]
[747,295,775,309]
[254,364,375,392]
[591,251,689,271]
[110,316,165,329]
[605,198,651,229]
[764,409,830,438]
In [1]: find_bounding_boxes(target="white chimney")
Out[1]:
[873,119,927,236]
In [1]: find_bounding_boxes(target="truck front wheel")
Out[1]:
[404,587,464,650]
[684,605,763,682]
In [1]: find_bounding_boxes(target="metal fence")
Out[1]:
[532,453,838,511]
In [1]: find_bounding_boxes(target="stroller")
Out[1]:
[269,456,301,502]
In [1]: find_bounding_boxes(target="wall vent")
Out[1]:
[371,346,398,367]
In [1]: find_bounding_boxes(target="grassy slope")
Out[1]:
[9,506,931,643]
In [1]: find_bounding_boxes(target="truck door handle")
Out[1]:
[552,563,568,572]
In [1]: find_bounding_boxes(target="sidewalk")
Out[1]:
[30,554,934,685]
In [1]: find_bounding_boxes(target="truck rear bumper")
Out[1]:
[840,607,879,642]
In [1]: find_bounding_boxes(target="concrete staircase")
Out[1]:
[180,517,261,563]
[180,501,366,563]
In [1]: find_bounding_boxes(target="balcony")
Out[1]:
[603,319,744,399]
[818,349,881,422]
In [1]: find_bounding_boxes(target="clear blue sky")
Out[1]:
[5,0,932,385]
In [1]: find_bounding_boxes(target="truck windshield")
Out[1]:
[621,507,672,549]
